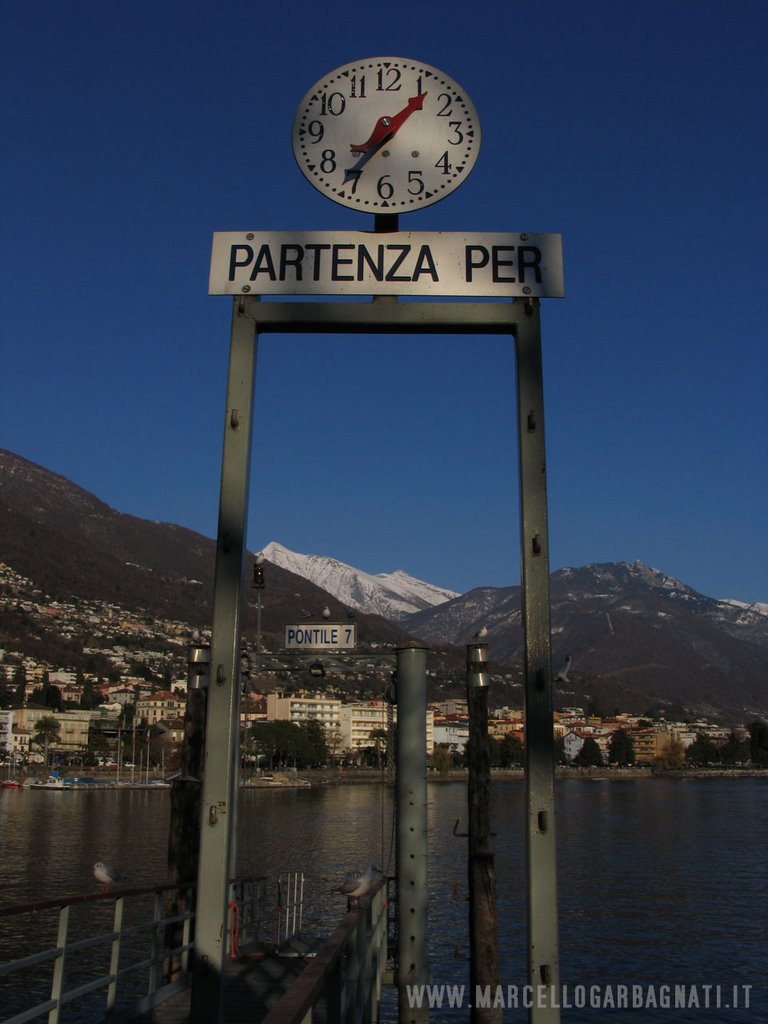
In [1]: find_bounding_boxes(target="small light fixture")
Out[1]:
[466,642,490,688]
[252,553,265,590]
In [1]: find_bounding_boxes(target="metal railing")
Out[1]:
[261,876,388,1024]
[0,876,267,1024]
[274,872,305,949]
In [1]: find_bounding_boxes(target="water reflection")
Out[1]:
[1,777,765,1021]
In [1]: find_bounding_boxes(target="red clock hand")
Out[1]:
[349,92,427,154]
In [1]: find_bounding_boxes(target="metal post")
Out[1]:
[515,298,560,1022]
[395,644,429,1024]
[253,553,265,654]
[466,642,501,1023]
[191,299,258,1022]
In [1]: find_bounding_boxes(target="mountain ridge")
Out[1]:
[400,561,768,719]
[260,540,458,620]
[2,448,767,720]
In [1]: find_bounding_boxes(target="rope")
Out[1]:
[228,900,240,959]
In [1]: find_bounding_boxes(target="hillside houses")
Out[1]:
[0,560,756,773]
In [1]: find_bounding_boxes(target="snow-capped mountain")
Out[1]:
[260,541,458,621]
[402,560,768,718]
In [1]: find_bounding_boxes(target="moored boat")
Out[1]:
[29,771,72,790]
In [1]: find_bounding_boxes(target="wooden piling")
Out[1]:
[467,644,502,1024]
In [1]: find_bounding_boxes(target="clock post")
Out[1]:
[200,56,565,1024]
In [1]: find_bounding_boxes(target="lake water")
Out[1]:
[1,776,765,1021]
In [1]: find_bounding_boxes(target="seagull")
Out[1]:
[555,654,573,683]
[94,862,127,889]
[473,626,489,639]
[331,865,382,906]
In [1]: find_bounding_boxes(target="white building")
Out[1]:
[136,691,183,727]
[266,693,342,733]
[0,709,13,757]
[267,695,434,755]
[432,719,469,754]
[336,701,435,755]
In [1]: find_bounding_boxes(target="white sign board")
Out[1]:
[284,623,357,650]
[209,231,563,298]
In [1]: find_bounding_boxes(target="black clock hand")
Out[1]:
[343,138,388,184]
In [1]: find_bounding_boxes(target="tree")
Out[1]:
[119,702,136,729]
[80,676,98,709]
[719,731,749,765]
[586,698,604,719]
[13,665,27,707]
[499,733,524,768]
[34,715,61,767]
[368,728,388,768]
[430,743,453,775]
[554,734,567,765]
[249,719,328,769]
[655,735,685,770]
[685,734,719,766]
[298,719,328,766]
[608,728,635,766]
[31,677,63,711]
[747,721,768,767]
[575,737,603,767]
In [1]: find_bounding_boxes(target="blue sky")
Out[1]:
[1,0,766,604]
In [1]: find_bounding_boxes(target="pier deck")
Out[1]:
[130,948,317,1024]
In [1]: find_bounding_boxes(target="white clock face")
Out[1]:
[291,56,481,213]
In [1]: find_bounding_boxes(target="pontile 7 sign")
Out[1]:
[209,231,564,298]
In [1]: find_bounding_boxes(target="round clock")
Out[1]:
[291,56,481,213]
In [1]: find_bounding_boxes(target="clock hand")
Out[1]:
[343,140,387,183]
[349,92,427,154]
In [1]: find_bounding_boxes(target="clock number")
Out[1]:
[307,120,324,143]
[376,67,402,91]
[349,73,367,98]
[376,174,394,199]
[435,152,452,175]
[436,92,453,116]
[448,120,464,145]
[347,170,362,194]
[320,92,346,116]
[320,150,337,173]
[407,170,425,196]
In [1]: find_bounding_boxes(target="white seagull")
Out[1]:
[332,865,382,905]
[555,654,573,683]
[94,862,127,889]
[473,626,489,639]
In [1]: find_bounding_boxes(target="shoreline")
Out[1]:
[6,766,764,792]
[248,766,767,786]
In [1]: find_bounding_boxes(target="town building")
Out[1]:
[136,691,183,727]
[266,692,342,733]
[432,717,469,754]
[338,701,434,755]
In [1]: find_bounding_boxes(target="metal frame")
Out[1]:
[194,294,560,1023]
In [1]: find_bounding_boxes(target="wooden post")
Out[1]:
[166,642,208,981]
[466,642,502,1023]
[168,645,208,883]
